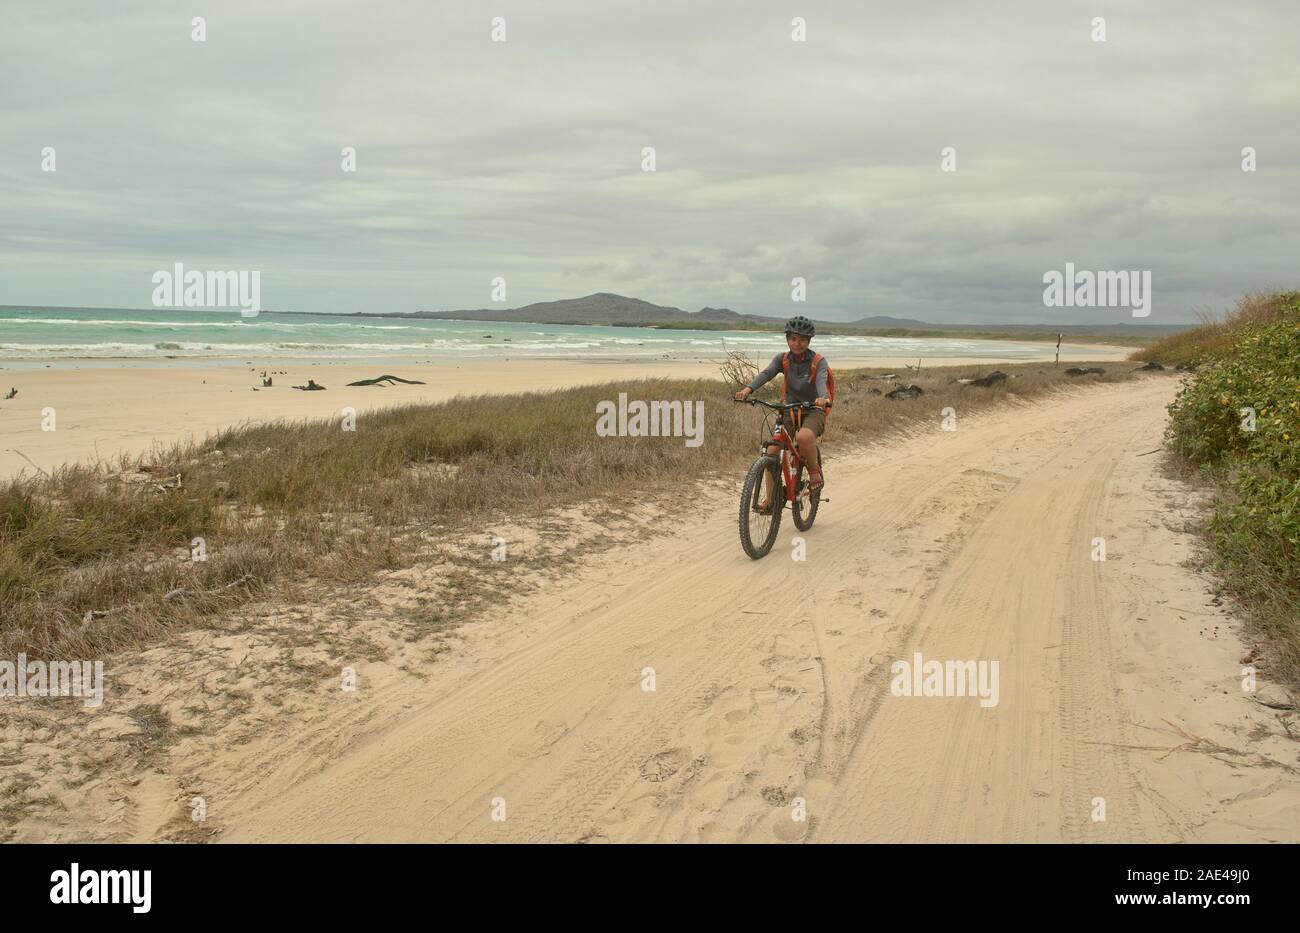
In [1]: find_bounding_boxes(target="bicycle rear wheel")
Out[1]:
[792,447,821,531]
[739,456,783,559]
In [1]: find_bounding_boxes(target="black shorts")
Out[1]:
[779,408,826,438]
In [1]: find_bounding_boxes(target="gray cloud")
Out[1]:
[2,0,1297,323]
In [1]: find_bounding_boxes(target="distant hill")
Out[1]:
[405,293,770,327]
[852,315,930,327]
[391,293,1186,339]
[404,294,929,329]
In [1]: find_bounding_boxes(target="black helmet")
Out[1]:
[785,315,815,337]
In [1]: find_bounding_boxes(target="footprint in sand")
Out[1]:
[720,707,752,745]
[771,813,808,842]
[639,747,689,783]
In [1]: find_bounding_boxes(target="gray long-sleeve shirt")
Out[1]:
[748,351,829,403]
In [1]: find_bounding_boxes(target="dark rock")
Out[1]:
[1064,367,1105,376]
[1134,360,1165,371]
[969,370,1009,387]
[885,384,924,400]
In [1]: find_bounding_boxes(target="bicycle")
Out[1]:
[733,398,826,559]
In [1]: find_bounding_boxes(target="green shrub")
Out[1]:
[1165,293,1300,683]
[1133,291,1299,368]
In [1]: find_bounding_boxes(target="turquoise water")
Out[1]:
[0,307,1054,363]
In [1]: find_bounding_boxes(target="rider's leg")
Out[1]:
[795,427,820,479]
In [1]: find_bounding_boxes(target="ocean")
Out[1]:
[0,307,1062,364]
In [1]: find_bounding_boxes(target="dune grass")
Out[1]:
[1,359,1151,660]
[1130,291,1299,368]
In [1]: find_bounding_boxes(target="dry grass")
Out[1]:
[1130,291,1298,367]
[1,359,1156,660]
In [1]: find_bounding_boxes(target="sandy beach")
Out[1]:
[9,376,1296,843]
[0,344,1135,478]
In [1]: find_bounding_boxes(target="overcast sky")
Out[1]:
[3,0,1297,323]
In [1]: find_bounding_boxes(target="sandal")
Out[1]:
[807,469,825,491]
[755,498,774,515]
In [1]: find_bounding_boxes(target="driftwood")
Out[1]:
[292,379,325,391]
[80,574,257,627]
[345,375,427,387]
[712,342,759,390]
[12,449,48,478]
[155,473,182,492]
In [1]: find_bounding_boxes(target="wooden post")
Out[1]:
[1055,332,1062,366]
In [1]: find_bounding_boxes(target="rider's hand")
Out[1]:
[734,387,753,401]
[814,396,829,408]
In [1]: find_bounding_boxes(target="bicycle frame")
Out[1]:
[761,408,809,505]
[736,397,823,506]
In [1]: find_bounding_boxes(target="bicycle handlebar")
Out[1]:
[733,397,825,413]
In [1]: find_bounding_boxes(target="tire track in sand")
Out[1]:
[213,379,1299,843]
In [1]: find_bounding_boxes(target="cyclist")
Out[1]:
[733,315,829,512]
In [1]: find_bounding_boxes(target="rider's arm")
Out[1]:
[745,353,784,392]
[814,360,829,404]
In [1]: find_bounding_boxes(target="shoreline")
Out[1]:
[0,347,1138,479]
[0,339,1138,371]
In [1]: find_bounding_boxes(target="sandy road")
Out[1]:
[216,377,1299,843]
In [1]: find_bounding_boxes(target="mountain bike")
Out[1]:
[733,398,825,559]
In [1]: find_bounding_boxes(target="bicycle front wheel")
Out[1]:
[792,447,821,531]
[739,456,783,559]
